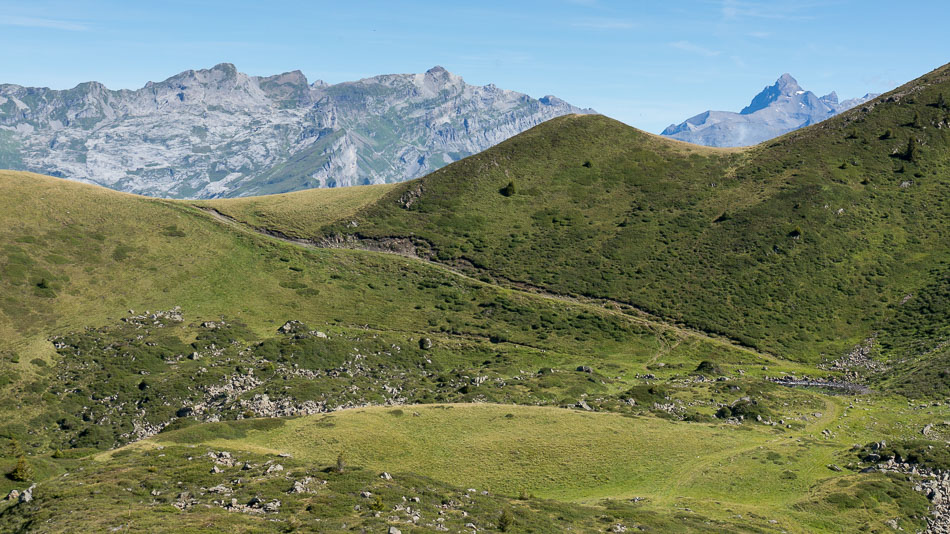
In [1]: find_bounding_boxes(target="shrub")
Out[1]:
[694,360,722,376]
[72,425,114,449]
[717,398,770,421]
[9,456,33,482]
[7,438,23,457]
[683,412,715,423]
[910,112,922,128]
[500,181,515,197]
[498,508,514,532]
[335,452,346,473]
[903,138,919,162]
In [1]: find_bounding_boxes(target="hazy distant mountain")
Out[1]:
[0,64,593,198]
[661,74,877,147]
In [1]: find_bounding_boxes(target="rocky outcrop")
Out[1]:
[820,336,886,381]
[0,64,593,198]
[662,74,877,147]
[767,374,870,394]
[875,460,950,533]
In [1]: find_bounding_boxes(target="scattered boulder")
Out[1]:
[278,320,308,335]
[288,477,317,494]
[173,491,198,511]
[576,365,593,374]
[225,495,282,514]
[18,485,35,504]
[419,337,432,350]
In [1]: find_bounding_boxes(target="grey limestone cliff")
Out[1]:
[0,64,593,198]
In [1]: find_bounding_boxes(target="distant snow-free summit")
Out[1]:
[661,74,878,147]
[0,64,593,198]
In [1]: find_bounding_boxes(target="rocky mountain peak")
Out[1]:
[74,81,107,92]
[741,73,804,115]
[159,63,237,88]
[663,74,876,147]
[820,91,839,104]
[259,70,312,104]
[423,65,459,85]
[212,62,237,72]
[775,73,801,93]
[261,70,308,87]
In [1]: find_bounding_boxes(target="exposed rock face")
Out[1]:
[661,74,877,147]
[0,64,593,198]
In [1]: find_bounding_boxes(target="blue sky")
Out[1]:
[1,0,948,133]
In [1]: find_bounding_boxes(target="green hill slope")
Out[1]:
[2,63,950,533]
[4,170,787,455]
[277,64,950,362]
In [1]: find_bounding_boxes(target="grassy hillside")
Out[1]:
[195,181,396,234]
[0,170,716,363]
[274,64,950,362]
[0,168,944,531]
[2,63,950,533]
[4,170,794,455]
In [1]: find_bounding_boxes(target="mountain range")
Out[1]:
[0,64,592,198]
[661,73,878,147]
